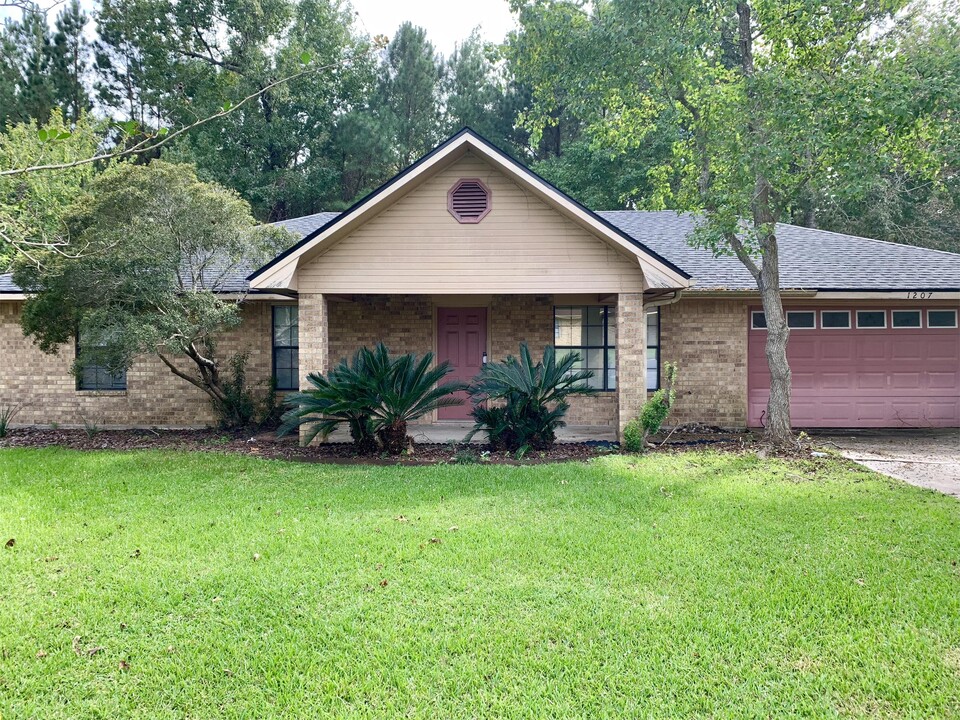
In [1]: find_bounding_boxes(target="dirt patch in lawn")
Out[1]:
[0,425,782,464]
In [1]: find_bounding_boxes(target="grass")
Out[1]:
[1,448,958,719]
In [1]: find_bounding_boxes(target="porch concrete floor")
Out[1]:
[327,423,617,444]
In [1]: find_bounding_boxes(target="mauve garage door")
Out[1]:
[748,307,960,428]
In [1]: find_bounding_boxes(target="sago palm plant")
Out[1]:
[278,350,378,452]
[465,344,596,452]
[357,344,466,454]
[279,343,465,455]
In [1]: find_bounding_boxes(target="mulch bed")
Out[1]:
[0,424,791,465]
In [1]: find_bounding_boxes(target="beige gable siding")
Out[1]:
[297,153,646,294]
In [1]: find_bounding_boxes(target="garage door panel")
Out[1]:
[928,372,959,389]
[789,341,817,360]
[890,339,924,361]
[856,339,888,361]
[748,308,959,428]
[856,372,887,390]
[820,338,853,360]
[821,372,853,389]
[890,372,922,389]
[927,338,960,360]
[853,402,887,422]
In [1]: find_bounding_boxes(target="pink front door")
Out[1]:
[748,307,960,428]
[436,307,487,420]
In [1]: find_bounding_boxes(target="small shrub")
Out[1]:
[81,416,100,438]
[256,377,284,430]
[465,344,596,452]
[624,361,679,453]
[622,418,644,453]
[209,352,258,429]
[452,448,480,465]
[0,403,22,438]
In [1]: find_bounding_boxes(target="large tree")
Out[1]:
[0,111,99,269]
[512,0,958,444]
[0,1,91,128]
[12,162,293,426]
[376,22,445,170]
[91,0,371,220]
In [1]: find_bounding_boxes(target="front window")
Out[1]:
[272,306,299,391]
[647,309,660,391]
[554,306,616,390]
[76,331,126,391]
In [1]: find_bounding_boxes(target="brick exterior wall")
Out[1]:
[327,295,433,365]
[1,293,748,433]
[616,293,647,436]
[489,295,617,428]
[0,300,281,428]
[658,297,749,428]
[298,293,329,385]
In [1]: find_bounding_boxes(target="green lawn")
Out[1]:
[1,449,959,718]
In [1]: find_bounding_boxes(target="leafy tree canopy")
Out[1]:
[12,161,293,422]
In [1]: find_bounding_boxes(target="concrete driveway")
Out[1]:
[814,429,960,498]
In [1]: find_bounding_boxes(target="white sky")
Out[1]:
[1,0,518,56]
[348,0,517,56]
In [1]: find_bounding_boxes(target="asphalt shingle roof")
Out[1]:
[2,210,957,293]
[598,211,960,291]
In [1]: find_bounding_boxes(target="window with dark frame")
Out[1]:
[647,309,660,391]
[75,332,126,391]
[272,306,299,391]
[554,306,617,391]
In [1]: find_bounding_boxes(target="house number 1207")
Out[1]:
[907,291,933,299]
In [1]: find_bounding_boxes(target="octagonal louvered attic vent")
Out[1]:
[448,178,491,224]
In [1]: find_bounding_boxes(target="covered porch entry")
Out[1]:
[299,292,650,439]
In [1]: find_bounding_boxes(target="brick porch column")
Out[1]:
[298,293,328,444]
[616,292,647,440]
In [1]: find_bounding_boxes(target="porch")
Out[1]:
[299,292,650,440]
[326,421,619,445]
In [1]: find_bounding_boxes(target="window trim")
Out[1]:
[786,310,817,330]
[820,310,851,330]
[856,309,887,329]
[553,305,617,392]
[927,308,958,329]
[271,305,300,391]
[75,333,127,392]
[890,309,922,329]
[647,308,660,391]
[751,311,767,330]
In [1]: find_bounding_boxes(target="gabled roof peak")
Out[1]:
[247,127,691,290]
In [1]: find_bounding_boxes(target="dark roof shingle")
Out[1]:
[2,209,957,294]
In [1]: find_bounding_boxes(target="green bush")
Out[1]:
[624,361,679,453]
[279,343,465,454]
[0,402,22,438]
[465,344,596,452]
[622,418,644,452]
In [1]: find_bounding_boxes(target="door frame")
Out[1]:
[434,303,491,422]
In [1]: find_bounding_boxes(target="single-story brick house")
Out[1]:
[2,129,959,436]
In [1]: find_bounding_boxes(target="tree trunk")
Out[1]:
[757,264,792,445]
[380,420,408,455]
[736,1,793,446]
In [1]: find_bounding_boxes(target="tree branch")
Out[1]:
[0,61,343,177]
